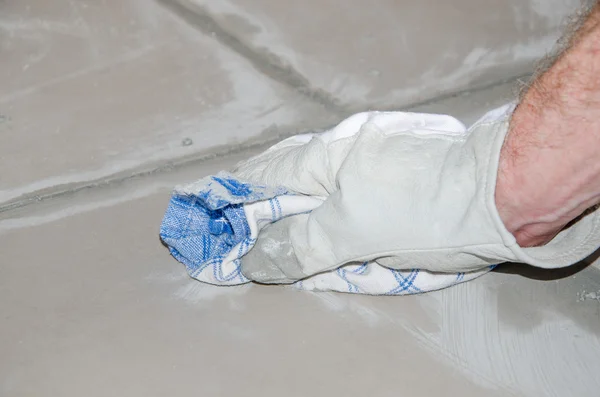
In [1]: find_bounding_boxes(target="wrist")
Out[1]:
[496,92,600,247]
[496,117,600,247]
[496,20,600,246]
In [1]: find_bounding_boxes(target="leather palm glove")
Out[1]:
[233,106,600,284]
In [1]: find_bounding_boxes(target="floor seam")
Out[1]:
[0,128,318,214]
[156,0,349,117]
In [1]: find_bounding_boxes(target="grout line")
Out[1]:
[401,75,525,112]
[0,130,310,214]
[156,0,349,117]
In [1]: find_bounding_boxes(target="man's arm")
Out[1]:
[495,1,600,247]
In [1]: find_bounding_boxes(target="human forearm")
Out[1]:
[496,1,600,247]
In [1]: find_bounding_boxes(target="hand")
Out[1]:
[235,109,600,284]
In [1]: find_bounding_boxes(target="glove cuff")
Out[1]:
[483,120,600,269]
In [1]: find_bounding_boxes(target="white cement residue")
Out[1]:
[260,237,294,258]
[174,281,252,304]
[306,291,383,327]
[577,289,600,302]
[146,268,252,304]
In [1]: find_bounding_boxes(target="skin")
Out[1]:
[495,1,600,247]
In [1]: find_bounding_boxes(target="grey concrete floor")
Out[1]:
[2,135,600,397]
[2,1,600,396]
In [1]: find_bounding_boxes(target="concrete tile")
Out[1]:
[188,0,578,109]
[2,147,600,397]
[0,0,335,206]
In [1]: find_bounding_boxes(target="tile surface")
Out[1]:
[1,148,600,397]
[0,0,335,206]
[188,0,578,109]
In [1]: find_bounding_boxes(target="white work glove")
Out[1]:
[233,107,600,283]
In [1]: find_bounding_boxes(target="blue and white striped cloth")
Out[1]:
[160,171,495,295]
